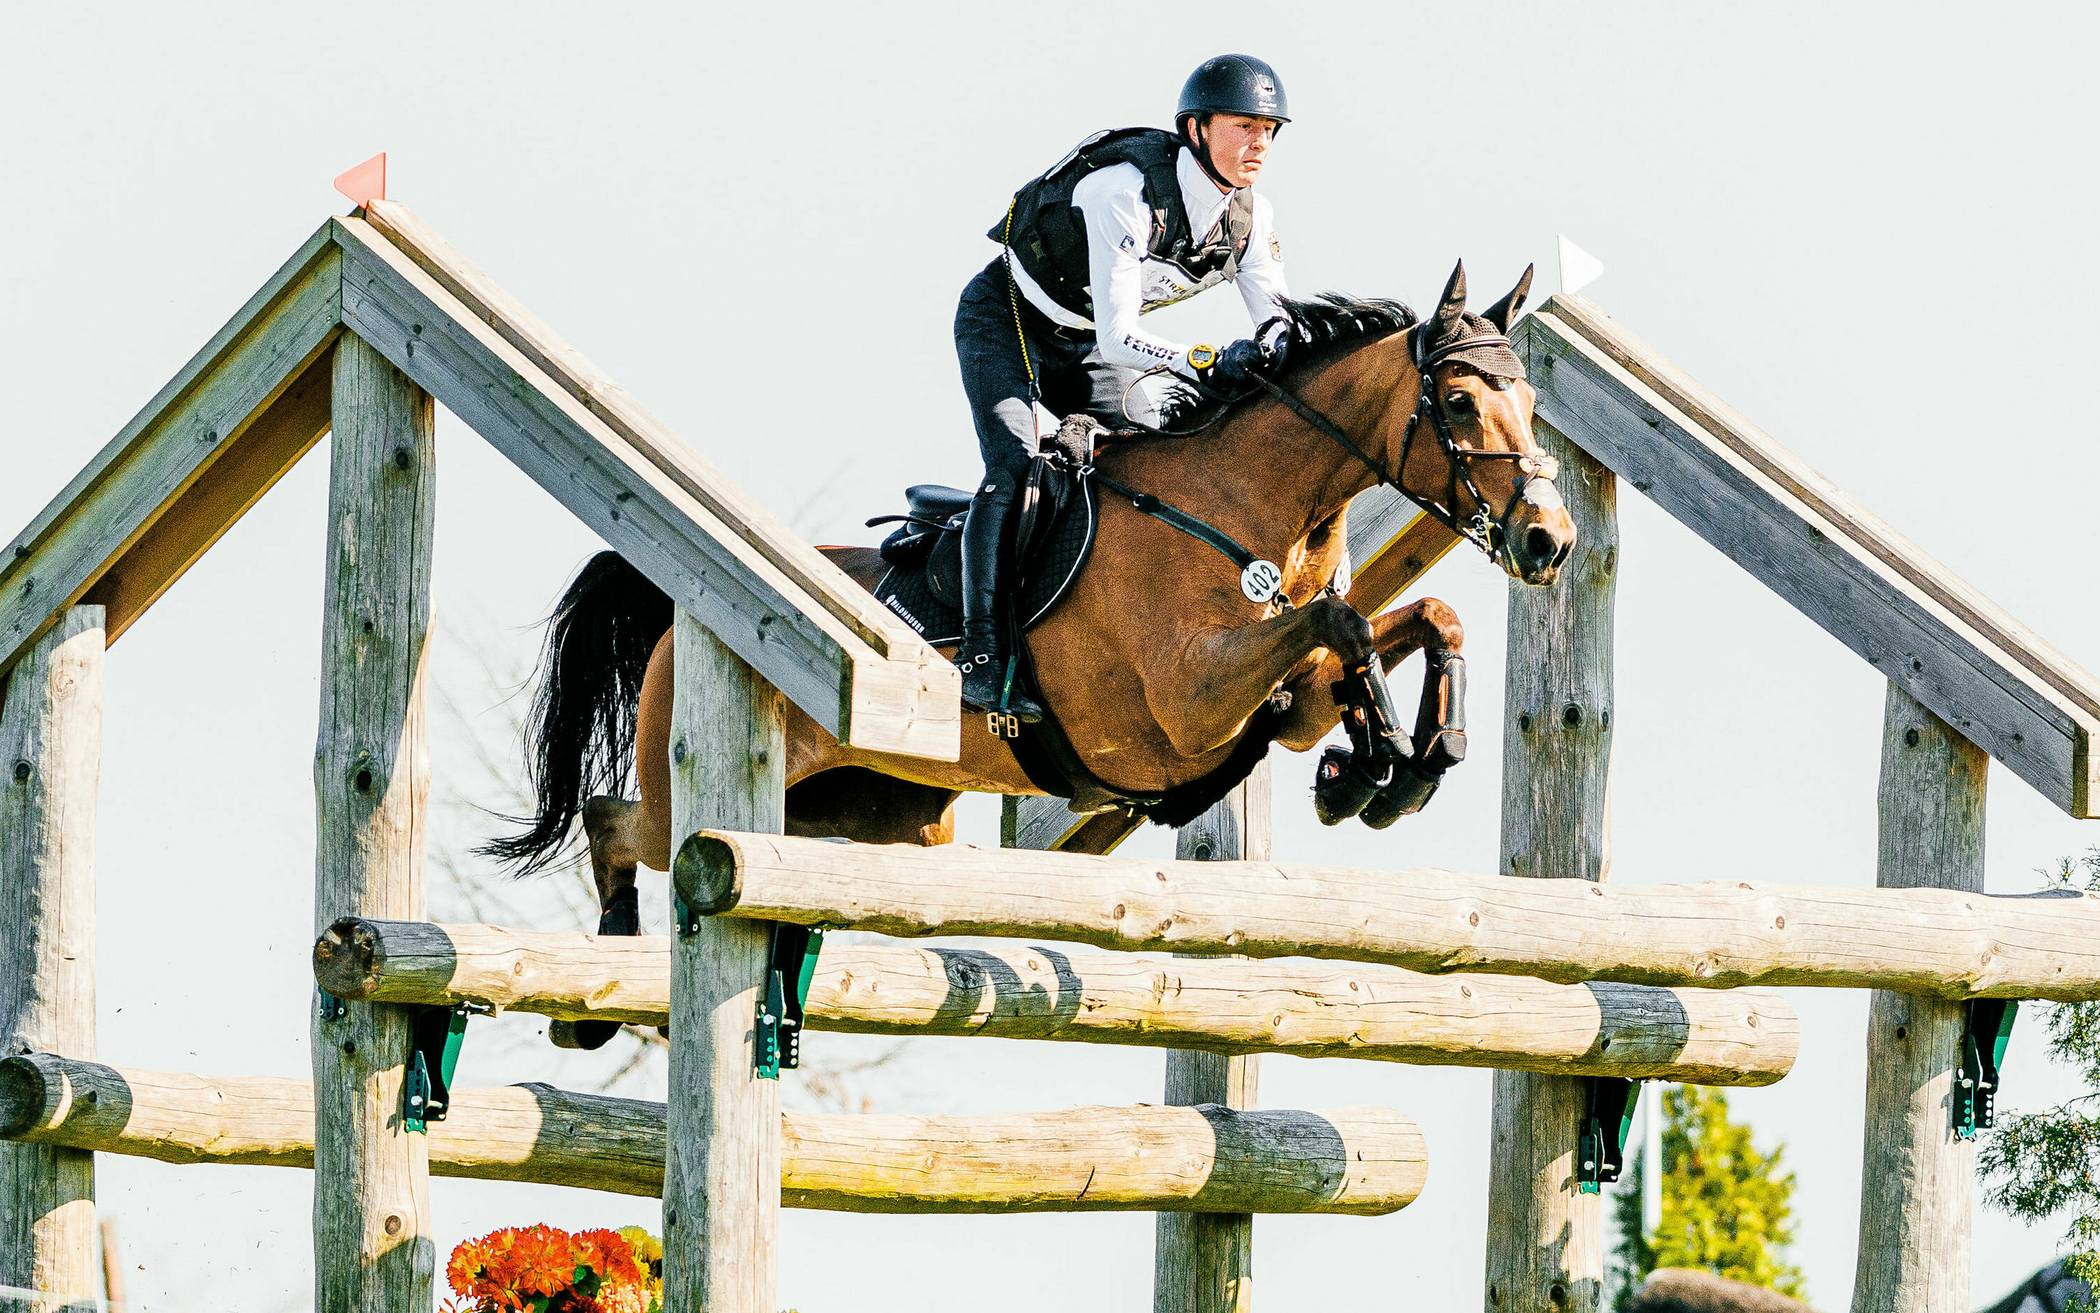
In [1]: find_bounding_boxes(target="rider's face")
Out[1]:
[1191,114,1279,189]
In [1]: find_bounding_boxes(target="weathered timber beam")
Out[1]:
[1155,773,1263,1313]
[677,830,2100,1001]
[1853,686,1989,1309]
[1519,299,2100,818]
[329,216,958,764]
[81,344,335,643]
[314,332,432,1312]
[0,609,104,1301]
[359,200,917,665]
[0,1055,1425,1216]
[1005,486,1460,856]
[313,918,1798,1086]
[1,229,342,674]
[1485,411,1619,1312]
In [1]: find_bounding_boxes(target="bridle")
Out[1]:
[1248,322,1560,570]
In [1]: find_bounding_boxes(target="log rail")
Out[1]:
[313,917,1800,1086]
[677,830,2100,1002]
[0,1054,1426,1217]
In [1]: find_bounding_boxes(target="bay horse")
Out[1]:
[485,263,1575,1043]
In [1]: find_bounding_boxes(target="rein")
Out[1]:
[1252,324,1558,569]
[1086,319,1560,606]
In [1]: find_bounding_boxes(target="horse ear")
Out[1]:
[1482,264,1534,334]
[1434,261,1468,332]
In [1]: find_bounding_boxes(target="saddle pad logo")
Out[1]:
[1240,559,1284,604]
[883,594,928,635]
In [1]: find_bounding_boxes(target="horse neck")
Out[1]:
[1180,337,1420,558]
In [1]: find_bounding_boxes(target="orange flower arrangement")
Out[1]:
[442,1224,661,1313]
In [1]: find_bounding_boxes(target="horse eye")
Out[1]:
[1445,391,1474,412]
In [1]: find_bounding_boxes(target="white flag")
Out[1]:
[1556,234,1605,297]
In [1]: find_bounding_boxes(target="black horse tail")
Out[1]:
[478,550,671,875]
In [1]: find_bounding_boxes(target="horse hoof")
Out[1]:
[1416,728,1467,772]
[549,1019,621,1051]
[1313,746,1381,825]
[1361,765,1442,829]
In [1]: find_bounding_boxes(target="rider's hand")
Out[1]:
[1212,337,1267,384]
[1210,318,1294,385]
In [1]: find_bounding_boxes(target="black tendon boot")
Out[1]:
[956,468,1045,722]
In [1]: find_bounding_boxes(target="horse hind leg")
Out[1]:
[786,767,961,846]
[548,794,647,1051]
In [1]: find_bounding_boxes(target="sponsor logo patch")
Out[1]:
[883,594,927,635]
[1124,333,1178,362]
[1118,233,1137,254]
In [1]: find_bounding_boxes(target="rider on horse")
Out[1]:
[954,53,1298,721]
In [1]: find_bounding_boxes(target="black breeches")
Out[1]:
[954,258,1145,478]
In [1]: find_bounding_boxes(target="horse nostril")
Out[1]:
[1525,525,1558,564]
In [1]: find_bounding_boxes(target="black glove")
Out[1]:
[1210,318,1294,385]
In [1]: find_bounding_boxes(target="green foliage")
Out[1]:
[1607,1085,1806,1311]
[1978,850,2100,1312]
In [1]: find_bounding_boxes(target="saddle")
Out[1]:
[863,415,1285,826]
[865,421,1100,648]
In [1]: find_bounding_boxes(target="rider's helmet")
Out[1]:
[1174,54,1291,135]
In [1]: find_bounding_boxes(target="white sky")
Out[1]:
[6,2,2100,1310]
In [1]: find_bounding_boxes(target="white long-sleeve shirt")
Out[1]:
[1009,146,1289,379]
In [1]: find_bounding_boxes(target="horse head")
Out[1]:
[1388,261,1576,586]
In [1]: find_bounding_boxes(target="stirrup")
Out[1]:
[957,650,1042,731]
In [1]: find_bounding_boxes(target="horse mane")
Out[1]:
[1151,292,1500,432]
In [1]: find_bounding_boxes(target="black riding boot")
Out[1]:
[956,469,1046,721]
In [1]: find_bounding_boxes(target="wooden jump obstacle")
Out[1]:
[673,831,2100,1000]
[311,917,1799,1085]
[2,198,2096,1313]
[0,1054,1426,1215]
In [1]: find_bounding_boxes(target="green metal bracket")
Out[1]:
[316,988,348,1023]
[755,924,826,1081]
[1954,999,2017,1141]
[404,1004,478,1134]
[1577,1078,1641,1195]
[674,895,704,937]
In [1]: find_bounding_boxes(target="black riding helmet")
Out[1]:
[1176,54,1290,131]
[1175,54,1289,189]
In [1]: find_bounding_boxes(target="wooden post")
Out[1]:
[1851,685,1987,1313]
[312,334,435,1312]
[1154,761,1270,1313]
[1485,423,1617,1313]
[663,616,784,1313]
[0,606,103,1309]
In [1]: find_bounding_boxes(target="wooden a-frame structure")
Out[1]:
[8,194,2100,1313]
[0,201,1461,1311]
[1008,294,2100,1313]
[0,203,961,758]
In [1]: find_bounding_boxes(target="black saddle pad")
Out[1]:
[871,462,1097,647]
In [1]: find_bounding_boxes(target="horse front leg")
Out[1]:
[1271,597,1469,827]
[1144,591,1383,759]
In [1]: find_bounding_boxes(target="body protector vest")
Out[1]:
[992,127,1254,323]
